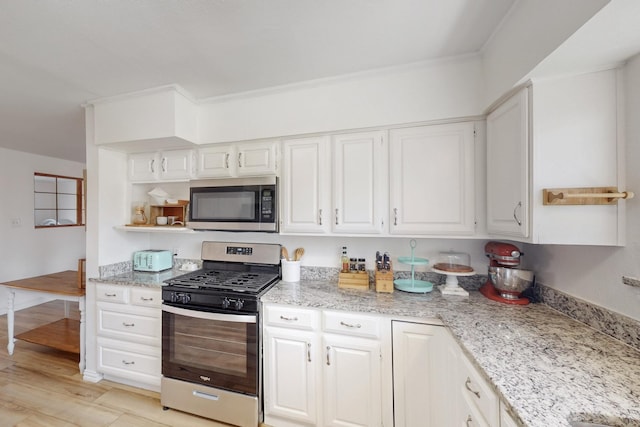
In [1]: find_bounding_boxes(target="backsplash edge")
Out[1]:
[534,283,640,352]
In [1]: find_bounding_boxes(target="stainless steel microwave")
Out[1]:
[188,176,278,232]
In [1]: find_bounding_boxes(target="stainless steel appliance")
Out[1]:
[188,176,277,232]
[161,241,281,427]
[133,250,173,272]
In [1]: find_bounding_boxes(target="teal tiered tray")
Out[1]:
[394,240,433,293]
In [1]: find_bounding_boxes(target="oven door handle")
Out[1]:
[162,304,257,323]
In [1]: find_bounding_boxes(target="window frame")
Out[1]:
[34,172,85,228]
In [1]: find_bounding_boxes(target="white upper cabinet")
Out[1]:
[195,145,234,178]
[128,149,194,182]
[487,69,624,245]
[236,140,278,176]
[280,136,331,234]
[486,88,530,238]
[195,141,278,178]
[332,131,387,234]
[389,122,476,236]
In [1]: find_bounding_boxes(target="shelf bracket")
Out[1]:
[543,187,634,205]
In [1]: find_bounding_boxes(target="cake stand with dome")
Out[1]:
[394,240,433,293]
[432,251,474,296]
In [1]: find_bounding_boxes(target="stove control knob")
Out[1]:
[222,297,231,309]
[234,299,244,310]
[174,292,190,304]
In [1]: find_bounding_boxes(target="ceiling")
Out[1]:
[4,0,640,165]
[0,0,517,163]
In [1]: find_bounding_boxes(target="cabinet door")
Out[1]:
[323,334,382,427]
[389,122,475,235]
[281,136,331,233]
[236,140,278,176]
[263,327,319,425]
[332,131,387,234]
[392,321,456,427]
[159,149,194,180]
[129,152,159,182]
[196,145,235,178]
[486,88,530,238]
[500,403,520,427]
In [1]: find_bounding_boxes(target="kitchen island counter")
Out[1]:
[262,280,640,427]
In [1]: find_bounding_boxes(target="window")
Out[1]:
[34,173,85,228]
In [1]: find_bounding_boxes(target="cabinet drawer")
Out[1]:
[97,337,160,386]
[460,390,490,427]
[264,305,319,330]
[97,304,160,346]
[323,310,381,338]
[130,287,161,308]
[96,284,128,304]
[460,354,499,426]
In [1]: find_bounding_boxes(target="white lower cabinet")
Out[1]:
[500,403,520,427]
[263,305,390,427]
[95,284,161,391]
[458,347,500,426]
[392,321,457,427]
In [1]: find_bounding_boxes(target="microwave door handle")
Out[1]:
[162,304,256,323]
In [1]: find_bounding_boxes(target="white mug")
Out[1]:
[156,216,168,225]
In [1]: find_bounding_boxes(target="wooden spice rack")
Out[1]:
[338,271,370,290]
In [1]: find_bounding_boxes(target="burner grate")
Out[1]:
[166,269,279,293]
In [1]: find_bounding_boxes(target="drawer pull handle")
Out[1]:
[140,297,154,301]
[193,390,219,401]
[307,342,311,362]
[104,293,117,297]
[466,415,473,427]
[279,315,298,321]
[465,377,480,398]
[122,360,135,365]
[122,322,135,327]
[340,321,362,329]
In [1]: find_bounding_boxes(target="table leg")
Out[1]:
[79,297,86,373]
[64,300,70,318]
[7,289,15,355]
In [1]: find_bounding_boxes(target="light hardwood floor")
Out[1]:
[0,300,237,427]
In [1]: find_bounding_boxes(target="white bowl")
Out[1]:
[156,216,168,225]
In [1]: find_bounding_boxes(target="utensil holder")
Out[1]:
[282,260,301,283]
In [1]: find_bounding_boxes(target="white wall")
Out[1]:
[0,147,86,312]
[481,0,609,107]
[198,56,484,144]
[149,231,488,277]
[525,54,640,321]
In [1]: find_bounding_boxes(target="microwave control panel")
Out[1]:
[261,189,274,221]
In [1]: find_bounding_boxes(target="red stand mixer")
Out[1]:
[479,241,534,305]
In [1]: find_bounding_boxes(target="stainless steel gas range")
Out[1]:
[161,241,281,427]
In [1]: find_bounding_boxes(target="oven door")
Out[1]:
[162,304,258,396]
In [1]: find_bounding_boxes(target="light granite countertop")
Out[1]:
[89,271,640,427]
[262,280,640,427]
